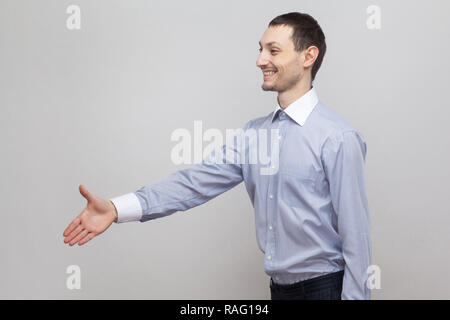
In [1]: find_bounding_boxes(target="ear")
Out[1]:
[303,46,319,68]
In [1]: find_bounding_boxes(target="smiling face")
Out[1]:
[256,25,306,93]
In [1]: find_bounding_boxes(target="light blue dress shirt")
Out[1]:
[110,87,371,300]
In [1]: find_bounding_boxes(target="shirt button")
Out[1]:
[269,225,273,230]
[267,255,272,260]
[269,195,273,199]
[278,135,282,140]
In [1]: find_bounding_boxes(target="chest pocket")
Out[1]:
[279,165,317,196]
[278,152,319,180]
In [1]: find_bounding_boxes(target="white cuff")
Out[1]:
[110,193,142,223]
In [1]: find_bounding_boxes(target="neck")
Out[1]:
[277,78,312,110]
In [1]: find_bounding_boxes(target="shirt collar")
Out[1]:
[271,86,319,126]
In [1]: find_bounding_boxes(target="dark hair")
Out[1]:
[269,12,326,81]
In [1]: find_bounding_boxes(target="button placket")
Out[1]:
[265,141,275,267]
[265,119,284,269]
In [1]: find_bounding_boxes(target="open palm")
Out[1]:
[63,185,117,246]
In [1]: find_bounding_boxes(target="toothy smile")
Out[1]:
[263,70,278,80]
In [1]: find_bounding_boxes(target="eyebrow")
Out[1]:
[258,41,282,47]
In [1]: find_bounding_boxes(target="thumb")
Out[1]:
[79,184,96,203]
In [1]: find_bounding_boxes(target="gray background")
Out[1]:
[1,0,449,299]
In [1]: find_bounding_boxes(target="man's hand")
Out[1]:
[63,184,118,246]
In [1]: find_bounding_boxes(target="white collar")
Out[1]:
[271,86,319,126]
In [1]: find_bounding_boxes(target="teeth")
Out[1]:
[264,71,276,76]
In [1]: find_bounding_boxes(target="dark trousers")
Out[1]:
[270,270,344,300]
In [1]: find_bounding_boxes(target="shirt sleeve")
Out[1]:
[110,120,253,223]
[321,130,372,300]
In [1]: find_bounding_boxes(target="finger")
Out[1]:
[63,216,81,237]
[78,232,95,246]
[79,184,95,203]
[69,229,89,246]
[64,224,84,244]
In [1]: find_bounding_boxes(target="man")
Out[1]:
[63,12,371,300]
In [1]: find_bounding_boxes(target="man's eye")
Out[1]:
[258,48,278,54]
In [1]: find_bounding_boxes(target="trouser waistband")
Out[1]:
[270,270,344,292]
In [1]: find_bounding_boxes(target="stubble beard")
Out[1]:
[261,77,280,92]
[261,83,277,91]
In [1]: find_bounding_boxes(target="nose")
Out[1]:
[256,53,268,69]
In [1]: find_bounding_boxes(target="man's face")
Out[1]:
[256,25,305,92]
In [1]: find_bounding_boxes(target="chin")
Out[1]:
[262,83,277,91]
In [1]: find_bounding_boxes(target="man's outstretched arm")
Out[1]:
[113,151,245,223]
[63,121,252,245]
